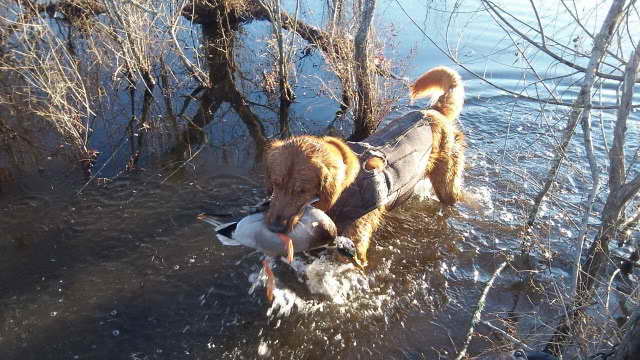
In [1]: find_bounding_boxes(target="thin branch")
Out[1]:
[454,258,510,360]
[610,40,640,197]
[620,205,640,232]
[393,0,640,110]
[560,0,627,64]
[528,0,545,48]
[526,0,627,226]
[172,0,208,86]
[479,320,533,351]
[482,0,635,83]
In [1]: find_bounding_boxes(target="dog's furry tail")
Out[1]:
[409,66,464,120]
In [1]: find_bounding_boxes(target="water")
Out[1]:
[1,0,638,359]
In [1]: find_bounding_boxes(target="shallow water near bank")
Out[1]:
[0,103,582,359]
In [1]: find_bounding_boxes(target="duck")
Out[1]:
[198,199,355,300]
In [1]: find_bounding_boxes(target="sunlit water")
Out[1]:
[1,0,639,359]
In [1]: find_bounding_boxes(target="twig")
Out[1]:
[75,135,129,196]
[479,320,533,351]
[605,268,621,314]
[454,257,511,360]
[528,0,545,48]
[171,0,208,86]
[619,205,640,234]
[482,0,631,83]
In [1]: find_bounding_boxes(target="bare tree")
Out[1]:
[396,0,640,357]
[350,0,378,141]
[524,0,626,229]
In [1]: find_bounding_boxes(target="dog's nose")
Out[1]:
[267,217,288,233]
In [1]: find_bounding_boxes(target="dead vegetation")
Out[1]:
[0,0,401,180]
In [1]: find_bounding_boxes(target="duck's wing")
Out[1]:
[215,222,243,246]
[197,214,243,246]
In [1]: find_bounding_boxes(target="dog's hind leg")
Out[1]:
[429,131,465,205]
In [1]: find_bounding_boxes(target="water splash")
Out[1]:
[304,256,370,305]
[463,185,494,215]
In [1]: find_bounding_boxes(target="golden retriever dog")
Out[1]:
[264,66,465,266]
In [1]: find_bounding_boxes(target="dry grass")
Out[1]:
[0,0,209,171]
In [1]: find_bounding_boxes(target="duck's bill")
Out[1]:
[303,197,320,207]
[335,236,356,257]
[335,236,366,270]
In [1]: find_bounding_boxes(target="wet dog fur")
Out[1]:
[264,66,466,266]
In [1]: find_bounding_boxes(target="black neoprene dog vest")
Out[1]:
[328,111,434,232]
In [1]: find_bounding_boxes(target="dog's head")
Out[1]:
[264,136,355,233]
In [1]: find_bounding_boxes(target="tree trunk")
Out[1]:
[349,0,377,141]
[614,308,640,360]
[545,15,640,356]
[577,39,640,294]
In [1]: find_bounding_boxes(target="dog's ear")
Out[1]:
[264,140,284,196]
[264,165,273,196]
[316,163,340,211]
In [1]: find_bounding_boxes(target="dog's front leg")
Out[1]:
[342,208,385,267]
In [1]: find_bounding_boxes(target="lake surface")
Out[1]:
[1,0,638,359]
